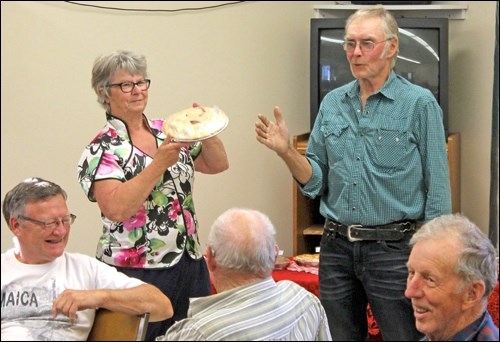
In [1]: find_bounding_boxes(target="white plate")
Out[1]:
[294,259,319,267]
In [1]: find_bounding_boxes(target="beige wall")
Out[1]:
[1,1,496,256]
[447,1,496,246]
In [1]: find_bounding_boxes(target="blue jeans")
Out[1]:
[319,230,423,341]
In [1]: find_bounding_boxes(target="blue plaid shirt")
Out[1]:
[302,71,451,225]
[420,311,499,341]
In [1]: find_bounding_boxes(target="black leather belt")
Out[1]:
[324,218,417,242]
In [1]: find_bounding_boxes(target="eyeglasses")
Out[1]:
[343,39,392,53]
[106,79,151,93]
[19,214,76,230]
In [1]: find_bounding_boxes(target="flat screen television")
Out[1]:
[310,17,449,137]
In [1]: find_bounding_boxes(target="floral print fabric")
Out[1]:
[77,113,203,268]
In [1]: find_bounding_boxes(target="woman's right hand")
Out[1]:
[156,136,191,168]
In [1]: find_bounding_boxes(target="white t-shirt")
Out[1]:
[1,249,144,341]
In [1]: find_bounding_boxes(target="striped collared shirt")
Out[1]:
[159,277,331,341]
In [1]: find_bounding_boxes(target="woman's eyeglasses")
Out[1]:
[106,79,151,93]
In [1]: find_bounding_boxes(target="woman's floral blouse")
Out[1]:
[77,114,203,268]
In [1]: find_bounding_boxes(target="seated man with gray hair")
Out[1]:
[1,177,173,341]
[405,213,498,341]
[159,207,331,341]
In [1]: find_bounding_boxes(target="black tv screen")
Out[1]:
[310,17,449,137]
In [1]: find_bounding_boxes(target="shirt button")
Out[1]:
[352,207,356,211]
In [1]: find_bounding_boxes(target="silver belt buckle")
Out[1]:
[347,224,363,242]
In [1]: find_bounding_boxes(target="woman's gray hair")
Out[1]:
[410,213,497,299]
[91,50,148,112]
[2,177,67,228]
[207,208,277,276]
[345,4,399,68]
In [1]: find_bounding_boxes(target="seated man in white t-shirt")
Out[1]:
[1,177,173,341]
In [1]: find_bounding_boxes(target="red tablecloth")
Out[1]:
[488,281,499,327]
[272,268,319,296]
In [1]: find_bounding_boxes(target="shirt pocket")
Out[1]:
[371,121,408,171]
[321,119,350,161]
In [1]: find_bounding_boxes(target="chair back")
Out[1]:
[87,308,150,341]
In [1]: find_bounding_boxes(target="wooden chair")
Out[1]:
[87,308,150,341]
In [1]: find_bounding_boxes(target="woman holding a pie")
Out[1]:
[76,49,228,341]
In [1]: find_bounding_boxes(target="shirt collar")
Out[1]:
[105,112,166,140]
[346,70,398,101]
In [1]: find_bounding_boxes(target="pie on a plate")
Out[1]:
[294,254,320,267]
[274,256,290,270]
[163,106,228,142]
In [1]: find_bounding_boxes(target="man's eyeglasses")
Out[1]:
[19,214,76,230]
[106,79,151,93]
[343,39,392,53]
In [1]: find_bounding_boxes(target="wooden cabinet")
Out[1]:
[446,133,461,213]
[292,133,461,256]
